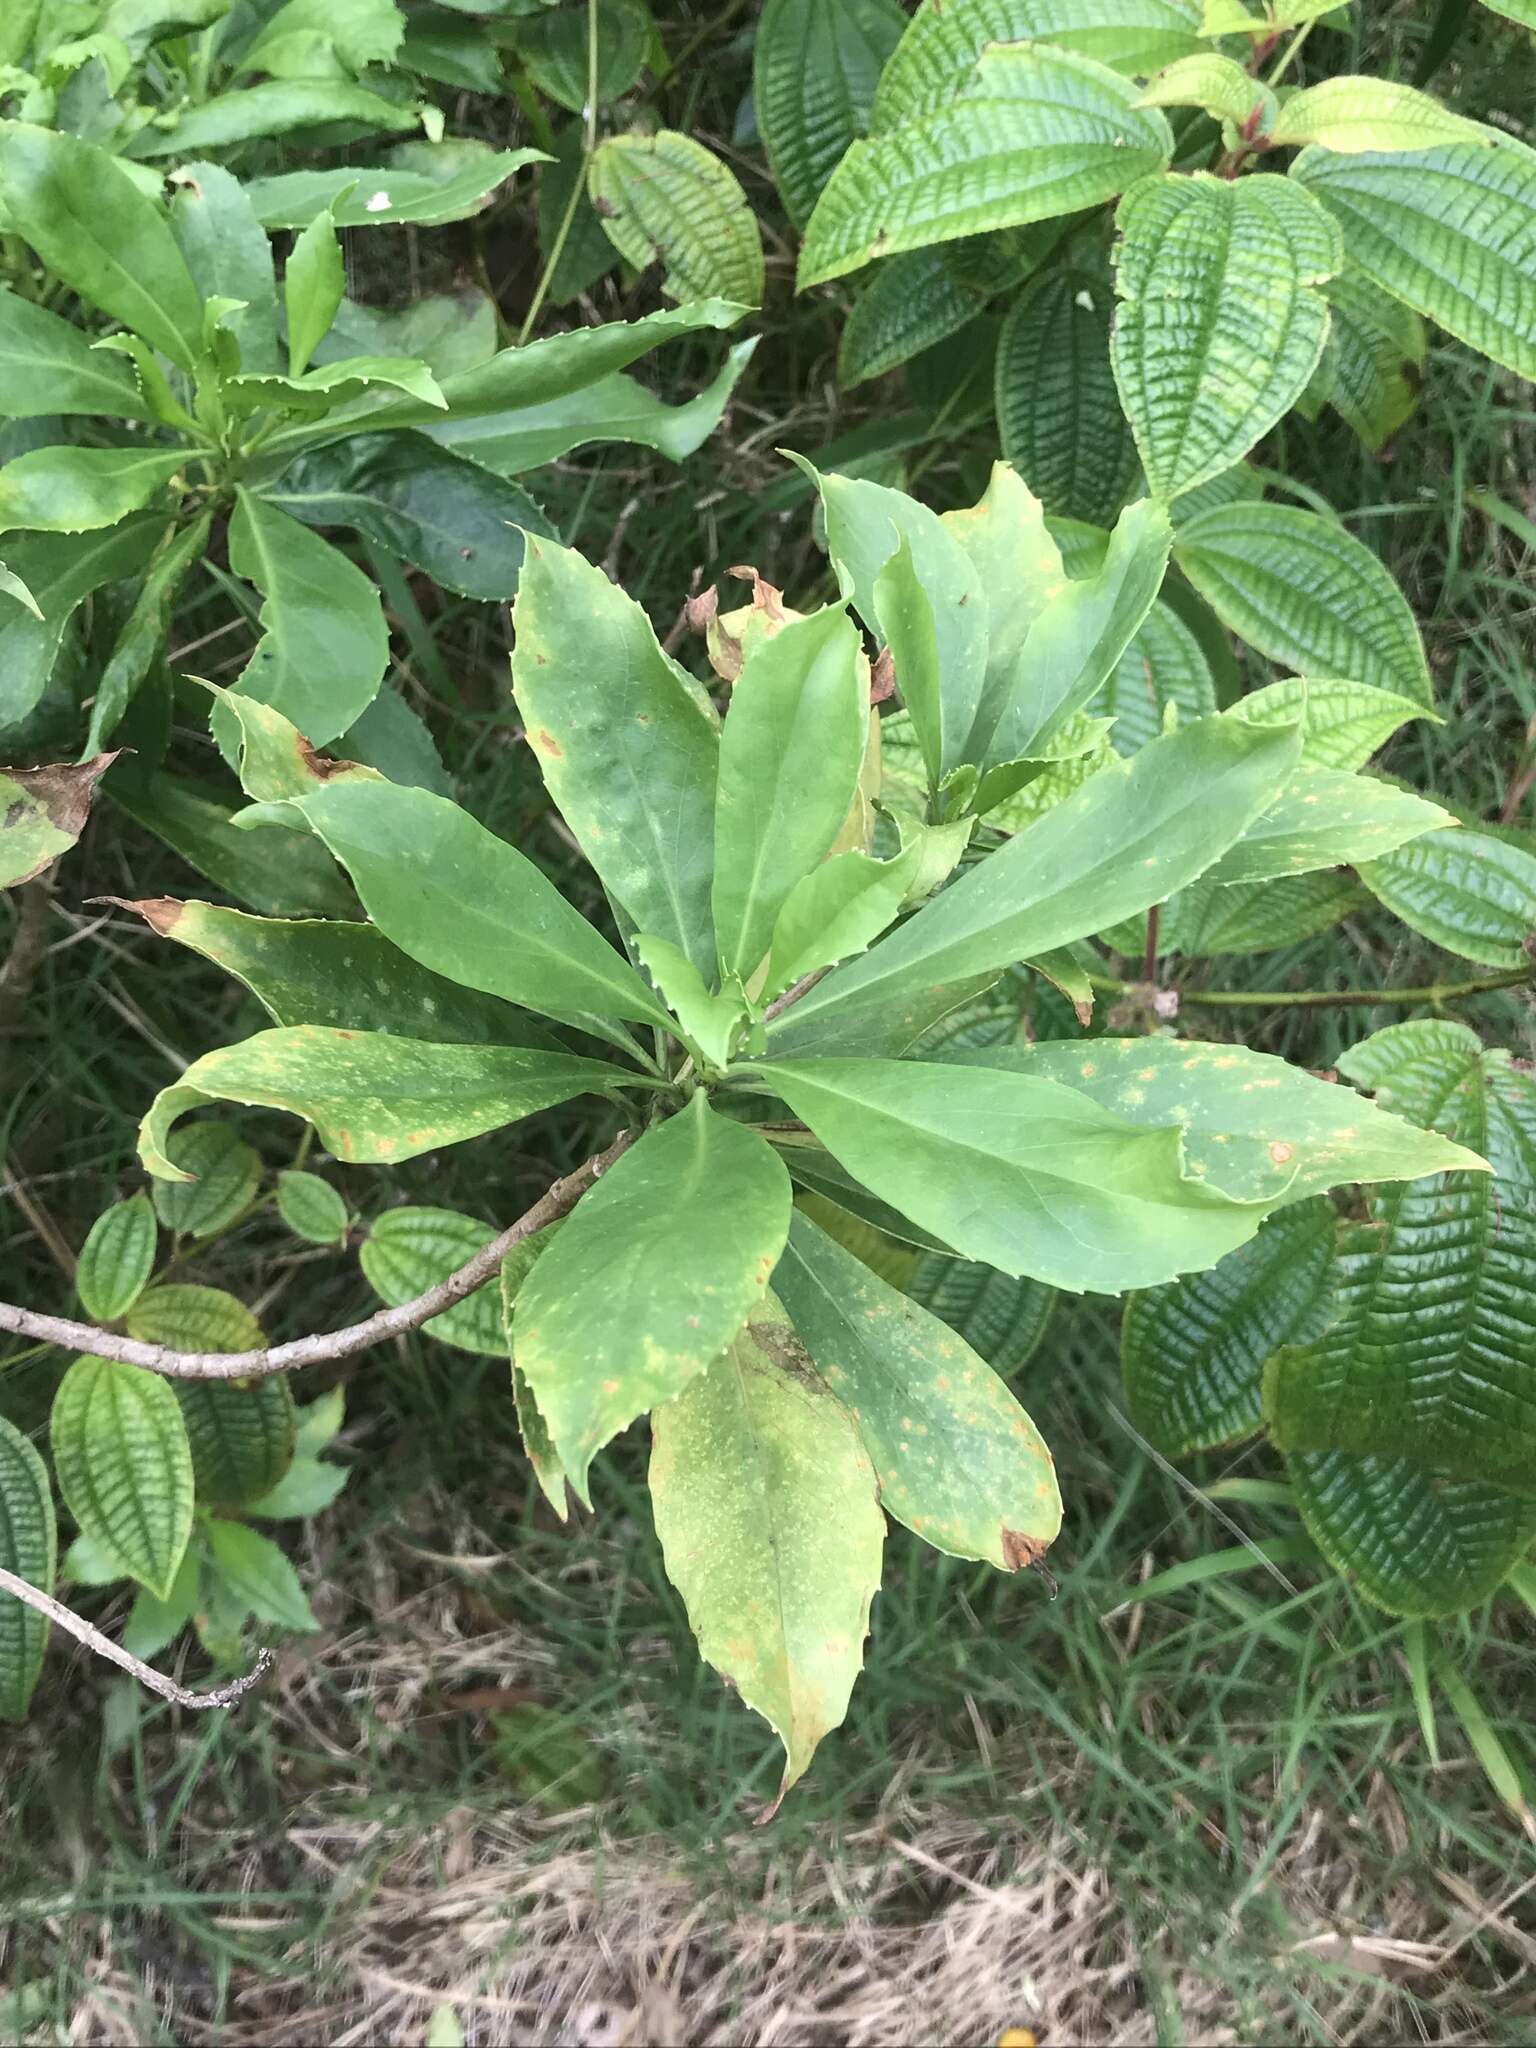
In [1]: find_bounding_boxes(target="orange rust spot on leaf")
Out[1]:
[1269,1141,1295,1164]
[534,729,563,757]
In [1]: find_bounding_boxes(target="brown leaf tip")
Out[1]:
[1001,1527,1056,1591]
[91,894,185,935]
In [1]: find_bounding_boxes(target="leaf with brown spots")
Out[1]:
[774,1212,1061,1570]
[649,1292,883,1808]
[0,752,116,887]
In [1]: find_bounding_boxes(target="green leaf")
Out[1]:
[1265,1021,1535,1486]
[1133,51,1277,129]
[755,0,906,228]
[425,343,757,475]
[999,1034,1486,1204]
[797,44,1172,288]
[76,1193,157,1323]
[768,711,1299,1056]
[148,1121,261,1239]
[500,1225,571,1516]
[245,1456,349,1520]
[1308,267,1425,453]
[0,518,164,730]
[125,1283,262,1353]
[108,896,555,1048]
[1174,500,1434,706]
[514,0,651,108]
[996,267,1139,529]
[0,446,183,539]
[1271,78,1492,153]
[1112,868,1369,959]
[283,206,343,379]
[906,1250,1056,1376]
[871,0,1204,128]
[84,509,214,757]
[713,607,868,981]
[360,1206,506,1356]
[51,1356,193,1601]
[292,779,669,1036]
[0,287,150,420]
[776,1211,1061,1566]
[648,1292,884,1800]
[1291,137,1536,382]
[227,490,388,746]
[1437,1659,1532,1828]
[106,768,355,920]
[276,1169,348,1245]
[0,123,204,371]
[1232,673,1429,768]
[265,433,544,601]
[510,533,720,975]
[237,0,404,77]
[122,80,418,159]
[1122,1198,1337,1457]
[318,288,498,382]
[753,1055,1282,1292]
[140,1029,638,1180]
[514,1095,793,1499]
[177,1364,296,1511]
[537,123,620,306]
[244,150,542,230]
[226,356,447,416]
[121,1548,200,1662]
[1102,596,1217,755]
[0,1415,55,1721]
[1286,1450,1536,1618]
[838,247,982,387]
[1111,172,1341,500]
[763,842,922,1000]
[589,131,764,306]
[634,935,746,1071]
[0,755,115,888]
[1202,761,1454,886]
[204,1519,320,1631]
[1361,828,1536,969]
[169,159,281,376]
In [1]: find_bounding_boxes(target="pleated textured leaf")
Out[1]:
[51,1356,194,1601]
[589,131,764,306]
[0,1416,56,1721]
[756,0,906,228]
[996,267,1140,528]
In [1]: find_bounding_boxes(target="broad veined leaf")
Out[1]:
[648,1292,884,1801]
[755,0,906,228]
[204,1518,320,1630]
[243,150,543,229]
[589,132,765,306]
[150,1119,261,1238]
[122,79,419,159]
[169,159,281,375]
[1232,674,1429,768]
[143,1302,295,1507]
[0,287,150,420]
[265,432,548,601]
[511,534,720,974]
[424,342,757,475]
[0,517,163,730]
[762,840,923,999]
[513,0,651,108]
[276,1168,348,1244]
[0,447,184,539]
[1174,500,1434,706]
[107,767,355,920]
[139,1029,640,1179]
[1102,596,1217,755]
[1361,828,1536,968]
[51,1356,194,1600]
[1121,1198,1337,1457]
[227,491,389,745]
[1307,267,1425,452]
[838,247,982,386]
[1133,51,1277,130]
[1291,137,1536,382]
[775,1211,1061,1566]
[907,1249,1056,1376]
[0,1415,55,1721]
[76,1193,157,1323]
[125,1284,262,1355]
[871,0,1204,129]
[1285,1450,1536,1618]
[751,1055,1268,1292]
[291,778,672,1035]
[995,266,1140,529]
[1201,760,1454,886]
[0,755,116,888]
[0,123,204,371]
[1111,172,1341,499]
[768,712,1300,1056]
[361,1206,507,1356]
[993,1035,1486,1205]
[514,1095,793,1499]
[107,896,558,1048]
[1271,78,1492,153]
[1264,1021,1536,1485]
[713,606,869,980]
[798,44,1173,287]
[1110,868,1369,959]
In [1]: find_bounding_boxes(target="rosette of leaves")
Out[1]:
[0,122,753,891]
[103,461,1480,1799]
